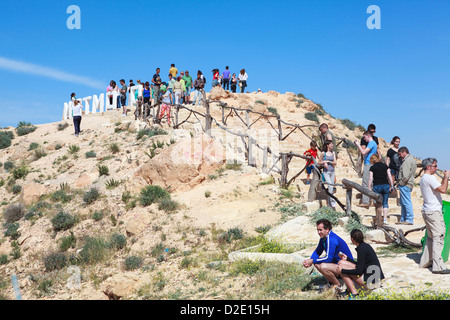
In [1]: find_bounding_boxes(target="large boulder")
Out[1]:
[19,182,47,206]
[134,135,226,191]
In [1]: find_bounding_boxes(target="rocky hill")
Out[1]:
[0,88,449,300]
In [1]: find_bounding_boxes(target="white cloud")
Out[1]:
[0,56,104,90]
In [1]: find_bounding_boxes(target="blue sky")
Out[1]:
[1,0,449,169]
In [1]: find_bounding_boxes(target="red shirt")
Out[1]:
[304,148,318,166]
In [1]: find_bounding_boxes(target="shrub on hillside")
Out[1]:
[139,185,170,206]
[44,252,68,271]
[51,211,77,232]
[304,112,319,123]
[83,188,100,205]
[3,203,25,223]
[16,122,37,136]
[124,256,143,271]
[0,131,14,150]
[4,222,21,240]
[3,161,14,172]
[78,237,110,265]
[11,164,29,180]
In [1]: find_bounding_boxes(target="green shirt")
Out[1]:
[183,75,193,88]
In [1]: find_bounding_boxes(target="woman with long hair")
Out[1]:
[369,154,394,225]
[238,69,248,93]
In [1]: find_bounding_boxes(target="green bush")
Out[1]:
[109,143,120,154]
[83,188,100,205]
[28,142,39,151]
[85,151,96,158]
[11,165,29,180]
[59,232,77,252]
[108,233,127,250]
[0,254,8,265]
[4,222,21,240]
[51,211,77,232]
[124,256,143,271]
[3,161,14,172]
[157,198,180,213]
[97,164,109,176]
[57,123,69,131]
[136,127,167,140]
[139,185,170,206]
[78,237,110,265]
[68,145,80,154]
[0,132,14,150]
[11,185,22,195]
[44,252,67,271]
[51,190,72,203]
[304,112,319,123]
[16,124,37,136]
[340,118,358,131]
[92,211,104,221]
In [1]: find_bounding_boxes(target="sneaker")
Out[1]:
[306,181,310,185]
[432,269,450,274]
[348,293,359,300]
[332,285,346,293]
[383,219,389,225]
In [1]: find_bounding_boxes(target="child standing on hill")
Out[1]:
[304,140,318,185]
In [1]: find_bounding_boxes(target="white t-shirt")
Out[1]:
[420,173,442,212]
[72,105,83,117]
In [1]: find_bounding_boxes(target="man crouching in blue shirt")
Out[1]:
[302,219,353,291]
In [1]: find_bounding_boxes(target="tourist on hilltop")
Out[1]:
[169,63,178,78]
[230,73,238,93]
[368,154,394,225]
[419,158,450,274]
[167,73,176,95]
[396,146,417,225]
[143,82,152,105]
[359,124,381,157]
[179,71,186,104]
[238,69,248,93]
[337,229,385,298]
[72,99,83,138]
[302,219,353,293]
[173,76,183,106]
[183,70,193,104]
[119,79,127,117]
[319,140,338,210]
[106,80,116,105]
[159,86,172,125]
[193,72,205,107]
[222,66,231,90]
[355,131,378,207]
[152,68,162,105]
[303,140,319,185]
[318,123,336,152]
[386,136,401,182]
[211,69,220,88]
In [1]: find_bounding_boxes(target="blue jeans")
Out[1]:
[373,184,390,208]
[193,89,203,106]
[73,116,82,135]
[222,78,230,90]
[399,185,414,223]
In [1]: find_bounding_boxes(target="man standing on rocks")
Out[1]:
[396,147,417,225]
[152,68,162,106]
[419,158,450,274]
[302,219,354,292]
[355,131,378,207]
